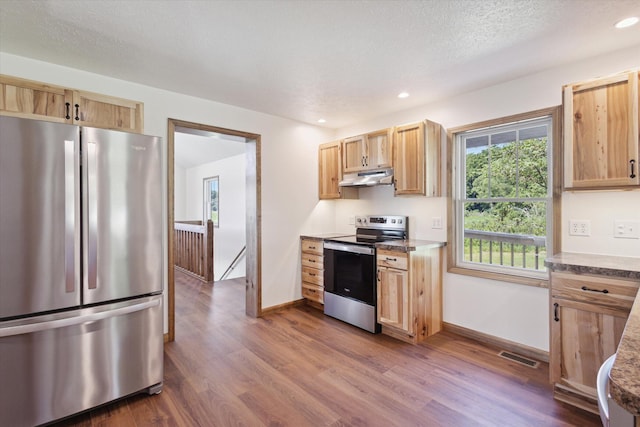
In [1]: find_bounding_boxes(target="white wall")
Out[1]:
[174,163,187,221]
[3,46,639,351]
[183,154,246,280]
[335,46,640,352]
[0,53,337,333]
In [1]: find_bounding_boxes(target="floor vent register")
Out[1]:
[498,350,539,368]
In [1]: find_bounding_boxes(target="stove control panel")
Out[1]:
[356,215,407,231]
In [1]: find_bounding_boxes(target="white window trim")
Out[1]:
[203,175,219,228]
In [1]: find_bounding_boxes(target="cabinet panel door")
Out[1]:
[73,90,144,133]
[0,75,72,123]
[342,135,366,173]
[564,71,639,188]
[366,129,392,169]
[552,298,627,396]
[318,142,341,199]
[377,267,410,333]
[393,122,425,195]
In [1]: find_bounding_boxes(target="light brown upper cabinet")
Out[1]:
[72,90,143,134]
[0,75,144,134]
[563,70,639,189]
[0,75,73,123]
[393,120,442,196]
[318,140,358,200]
[342,128,392,173]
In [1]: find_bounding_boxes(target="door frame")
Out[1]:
[167,118,262,341]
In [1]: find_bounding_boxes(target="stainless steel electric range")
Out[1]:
[323,215,408,333]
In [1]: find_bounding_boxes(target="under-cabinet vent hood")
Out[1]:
[339,167,394,187]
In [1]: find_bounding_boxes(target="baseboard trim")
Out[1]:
[442,322,549,363]
[261,298,306,316]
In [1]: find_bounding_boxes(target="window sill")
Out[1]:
[448,265,549,288]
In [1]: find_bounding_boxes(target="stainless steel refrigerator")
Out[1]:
[0,116,164,427]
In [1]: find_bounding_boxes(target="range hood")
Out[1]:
[339,167,394,187]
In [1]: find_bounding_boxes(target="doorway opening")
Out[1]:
[167,118,261,341]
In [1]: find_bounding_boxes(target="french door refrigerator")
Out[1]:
[0,116,164,427]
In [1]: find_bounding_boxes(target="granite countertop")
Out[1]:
[545,252,640,416]
[610,294,640,416]
[545,252,640,280]
[375,239,446,252]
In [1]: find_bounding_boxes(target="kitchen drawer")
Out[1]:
[302,266,323,286]
[302,283,323,304]
[301,239,323,255]
[377,249,408,270]
[301,253,324,269]
[551,272,640,310]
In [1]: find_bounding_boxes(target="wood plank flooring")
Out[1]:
[55,269,601,426]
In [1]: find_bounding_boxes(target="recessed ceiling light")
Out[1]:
[615,17,639,28]
[317,118,326,124]
[398,92,410,99]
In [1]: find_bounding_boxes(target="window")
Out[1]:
[449,108,560,284]
[203,176,219,227]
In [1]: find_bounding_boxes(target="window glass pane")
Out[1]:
[463,201,547,271]
[518,128,548,198]
[204,176,219,227]
[456,115,552,278]
[465,135,489,198]
[489,130,517,198]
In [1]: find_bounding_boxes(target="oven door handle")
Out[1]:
[324,241,375,255]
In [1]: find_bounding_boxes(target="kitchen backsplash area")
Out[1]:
[332,186,448,242]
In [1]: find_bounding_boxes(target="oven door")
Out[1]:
[323,242,376,306]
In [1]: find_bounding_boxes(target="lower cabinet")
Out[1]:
[376,245,442,344]
[300,237,324,306]
[550,271,640,413]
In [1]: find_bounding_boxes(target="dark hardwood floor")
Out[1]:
[55,269,600,426]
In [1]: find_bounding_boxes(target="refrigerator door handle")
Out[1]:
[64,139,80,294]
[0,298,160,338]
[86,141,98,290]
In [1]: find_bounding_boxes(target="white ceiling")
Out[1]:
[174,130,247,169]
[1,0,640,129]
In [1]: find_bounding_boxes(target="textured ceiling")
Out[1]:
[1,0,640,128]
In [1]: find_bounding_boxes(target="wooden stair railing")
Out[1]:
[174,220,213,282]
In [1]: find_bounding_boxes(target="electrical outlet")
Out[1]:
[569,220,591,236]
[432,217,443,229]
[614,220,640,239]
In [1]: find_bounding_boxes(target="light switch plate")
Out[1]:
[432,217,443,229]
[614,220,640,239]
